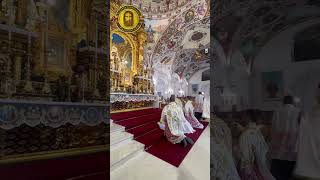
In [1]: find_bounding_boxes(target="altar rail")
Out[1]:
[0,100,109,130]
[110,93,158,112]
[110,93,157,103]
[0,100,109,164]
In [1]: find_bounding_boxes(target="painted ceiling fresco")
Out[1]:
[122,0,203,20]
[149,0,209,81]
[211,0,320,71]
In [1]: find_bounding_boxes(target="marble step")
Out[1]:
[110,131,133,146]
[110,123,125,134]
[110,140,145,171]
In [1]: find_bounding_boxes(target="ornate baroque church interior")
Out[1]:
[110,0,210,180]
[0,0,109,179]
[212,0,320,180]
[0,0,319,180]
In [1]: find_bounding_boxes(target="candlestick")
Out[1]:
[24,33,34,93]
[42,9,51,94]
[93,11,100,98]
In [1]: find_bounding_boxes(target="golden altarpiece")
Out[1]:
[110,1,156,112]
[0,1,108,164]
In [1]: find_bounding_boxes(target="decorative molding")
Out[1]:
[0,100,108,130]
[110,93,157,103]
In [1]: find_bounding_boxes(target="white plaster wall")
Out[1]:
[188,68,210,97]
[213,49,250,112]
[252,18,320,112]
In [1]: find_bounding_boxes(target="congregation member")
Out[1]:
[194,92,204,120]
[159,95,194,147]
[238,109,275,180]
[184,97,204,129]
[270,95,302,180]
[295,85,320,179]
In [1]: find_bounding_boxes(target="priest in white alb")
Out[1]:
[270,95,301,180]
[185,97,204,129]
[194,92,204,120]
[295,86,320,179]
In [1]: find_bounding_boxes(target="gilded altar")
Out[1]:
[110,1,155,112]
[0,0,108,102]
[0,0,108,164]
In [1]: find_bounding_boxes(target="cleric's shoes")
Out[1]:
[180,138,187,147]
[185,137,194,145]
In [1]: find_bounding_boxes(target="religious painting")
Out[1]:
[116,5,143,32]
[261,71,283,101]
[192,84,199,94]
[145,19,169,43]
[185,10,195,22]
[111,33,133,71]
[293,24,320,62]
[212,15,242,55]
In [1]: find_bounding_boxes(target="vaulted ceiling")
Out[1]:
[150,0,210,81]
[127,0,200,20]
[211,0,320,71]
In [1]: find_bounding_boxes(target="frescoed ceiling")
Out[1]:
[149,0,210,81]
[122,0,206,20]
[211,0,320,71]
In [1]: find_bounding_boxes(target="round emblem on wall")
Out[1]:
[116,5,143,33]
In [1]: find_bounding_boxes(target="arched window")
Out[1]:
[201,69,210,81]
[294,24,320,62]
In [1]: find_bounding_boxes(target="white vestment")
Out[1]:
[212,117,240,180]
[176,98,183,108]
[202,96,210,119]
[270,104,301,161]
[159,102,186,144]
[185,101,204,129]
[239,123,275,180]
[194,94,204,112]
[295,106,320,179]
[159,102,195,134]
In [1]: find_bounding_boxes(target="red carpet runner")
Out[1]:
[111,108,209,167]
[147,122,208,167]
